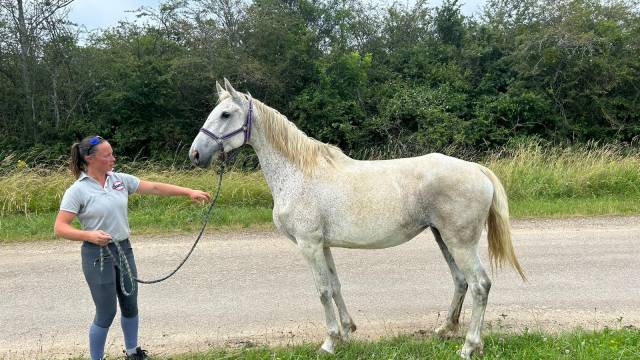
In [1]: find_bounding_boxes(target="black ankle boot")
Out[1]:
[124,347,149,359]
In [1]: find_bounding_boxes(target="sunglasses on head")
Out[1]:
[88,135,103,146]
[85,135,104,155]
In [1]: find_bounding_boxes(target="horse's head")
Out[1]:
[190,79,252,168]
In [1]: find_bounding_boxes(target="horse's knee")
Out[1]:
[453,274,468,294]
[456,282,469,295]
[471,277,491,299]
[480,277,491,294]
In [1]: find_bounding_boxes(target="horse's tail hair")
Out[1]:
[479,165,527,281]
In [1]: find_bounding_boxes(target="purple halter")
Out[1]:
[199,98,253,149]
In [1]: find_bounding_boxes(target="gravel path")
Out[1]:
[1,216,639,359]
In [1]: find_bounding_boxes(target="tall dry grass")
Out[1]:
[485,141,640,200]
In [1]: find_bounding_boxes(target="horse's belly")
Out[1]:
[324,223,426,249]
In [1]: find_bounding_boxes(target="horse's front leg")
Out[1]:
[298,240,341,354]
[324,247,357,340]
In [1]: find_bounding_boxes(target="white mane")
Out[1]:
[221,92,349,175]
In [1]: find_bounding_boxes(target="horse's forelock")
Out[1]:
[216,91,247,104]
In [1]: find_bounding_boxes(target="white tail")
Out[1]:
[479,165,526,281]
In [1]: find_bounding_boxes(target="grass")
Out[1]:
[510,195,640,218]
[487,141,640,218]
[65,328,640,359]
[2,141,640,243]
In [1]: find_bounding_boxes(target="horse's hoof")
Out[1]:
[319,347,334,355]
[460,341,484,359]
[435,323,459,338]
[319,341,335,355]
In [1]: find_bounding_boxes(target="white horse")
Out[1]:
[189,79,525,359]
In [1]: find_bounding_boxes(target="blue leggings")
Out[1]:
[81,239,138,328]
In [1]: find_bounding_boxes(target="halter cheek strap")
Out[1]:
[199,98,253,148]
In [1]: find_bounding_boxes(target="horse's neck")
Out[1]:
[249,123,304,200]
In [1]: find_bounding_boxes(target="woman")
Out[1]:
[54,135,211,360]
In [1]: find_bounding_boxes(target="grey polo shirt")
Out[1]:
[60,171,140,242]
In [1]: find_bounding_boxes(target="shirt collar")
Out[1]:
[79,171,114,181]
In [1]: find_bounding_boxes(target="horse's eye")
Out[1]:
[221,111,231,119]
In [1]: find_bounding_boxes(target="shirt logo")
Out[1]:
[112,181,126,191]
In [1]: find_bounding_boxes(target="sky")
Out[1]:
[67,0,159,30]
[68,0,488,30]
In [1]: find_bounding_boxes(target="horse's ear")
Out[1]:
[223,78,243,102]
[216,81,225,98]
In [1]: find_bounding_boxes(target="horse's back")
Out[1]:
[339,152,492,198]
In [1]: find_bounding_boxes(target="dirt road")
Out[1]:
[1,216,639,359]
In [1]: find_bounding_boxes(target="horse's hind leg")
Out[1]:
[324,248,357,340]
[432,228,468,337]
[297,240,341,354]
[440,228,491,359]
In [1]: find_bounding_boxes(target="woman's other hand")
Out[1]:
[87,230,112,246]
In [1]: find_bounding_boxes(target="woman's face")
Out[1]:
[86,142,116,173]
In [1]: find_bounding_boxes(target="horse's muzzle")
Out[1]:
[190,149,200,166]
[189,147,219,168]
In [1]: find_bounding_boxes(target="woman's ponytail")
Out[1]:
[69,143,85,179]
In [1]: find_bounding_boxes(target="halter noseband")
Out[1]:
[199,98,253,150]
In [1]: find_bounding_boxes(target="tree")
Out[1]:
[0,0,74,143]
[434,0,465,48]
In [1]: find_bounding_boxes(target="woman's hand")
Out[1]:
[87,230,112,246]
[188,189,212,204]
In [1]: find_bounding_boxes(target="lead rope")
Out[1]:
[97,160,226,297]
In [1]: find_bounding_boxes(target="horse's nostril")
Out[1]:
[191,150,200,165]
